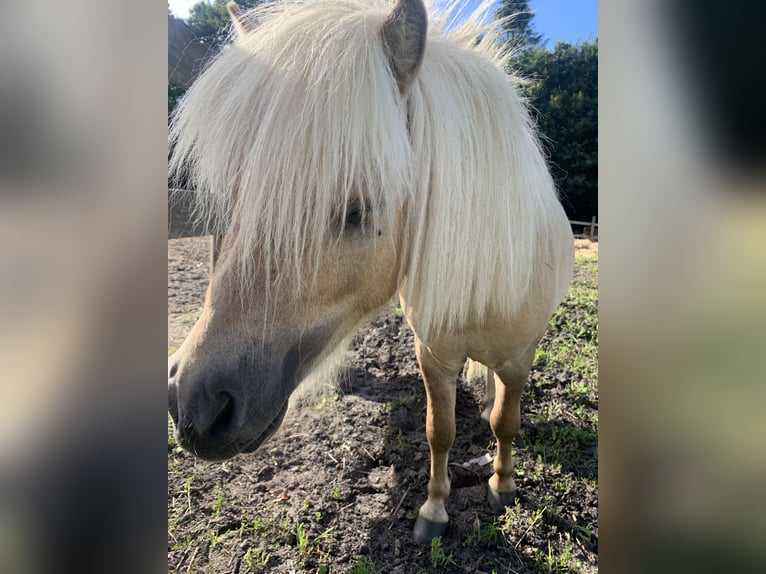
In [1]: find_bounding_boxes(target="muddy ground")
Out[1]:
[169,238,598,573]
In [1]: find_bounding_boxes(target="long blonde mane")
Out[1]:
[169,0,562,339]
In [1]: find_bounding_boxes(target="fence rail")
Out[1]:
[570,216,598,240]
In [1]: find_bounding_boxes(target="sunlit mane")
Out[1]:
[169,0,563,339]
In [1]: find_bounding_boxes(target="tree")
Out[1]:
[168,1,263,113]
[496,0,544,49]
[186,0,262,50]
[514,41,598,221]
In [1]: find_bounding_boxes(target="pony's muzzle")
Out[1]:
[168,361,245,460]
[168,350,294,461]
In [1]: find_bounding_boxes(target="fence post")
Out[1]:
[589,216,596,240]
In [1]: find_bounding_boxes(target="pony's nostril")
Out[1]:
[169,362,178,379]
[208,393,236,439]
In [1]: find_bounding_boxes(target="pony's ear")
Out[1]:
[227,1,255,37]
[381,0,428,93]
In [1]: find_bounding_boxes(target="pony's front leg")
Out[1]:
[412,337,463,544]
[487,358,533,512]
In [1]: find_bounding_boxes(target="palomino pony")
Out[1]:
[168,0,573,543]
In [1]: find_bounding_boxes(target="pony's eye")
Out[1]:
[345,209,363,226]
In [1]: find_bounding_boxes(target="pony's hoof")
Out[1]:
[413,515,448,544]
[487,487,517,514]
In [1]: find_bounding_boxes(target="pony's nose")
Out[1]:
[173,385,240,461]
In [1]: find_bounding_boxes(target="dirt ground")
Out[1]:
[169,238,598,573]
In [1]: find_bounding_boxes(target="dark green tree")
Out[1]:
[514,41,598,220]
[496,0,544,49]
[186,0,262,49]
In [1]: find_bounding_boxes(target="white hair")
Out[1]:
[169,0,564,339]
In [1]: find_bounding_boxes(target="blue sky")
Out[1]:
[169,0,598,47]
[529,0,598,47]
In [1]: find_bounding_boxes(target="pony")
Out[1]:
[168,0,574,544]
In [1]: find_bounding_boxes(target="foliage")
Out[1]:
[514,41,598,221]
[185,0,262,49]
[168,1,263,113]
[495,0,544,48]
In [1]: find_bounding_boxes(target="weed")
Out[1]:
[170,533,192,552]
[181,307,203,324]
[533,534,582,573]
[479,521,503,544]
[396,429,406,451]
[553,477,571,496]
[182,476,193,510]
[388,389,416,410]
[430,536,454,568]
[241,516,270,535]
[317,565,330,574]
[167,415,177,450]
[573,524,593,544]
[314,396,338,410]
[313,526,336,544]
[534,348,550,366]
[315,511,324,522]
[212,484,225,516]
[351,555,376,574]
[331,486,341,500]
[295,522,309,549]
[209,529,223,550]
[243,545,271,569]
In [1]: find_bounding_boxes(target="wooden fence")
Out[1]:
[570,216,598,240]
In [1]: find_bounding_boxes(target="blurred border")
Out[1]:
[0,1,167,573]
[1,0,764,572]
[601,1,765,572]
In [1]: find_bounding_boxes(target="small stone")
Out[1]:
[394,538,401,557]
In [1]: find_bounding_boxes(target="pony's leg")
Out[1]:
[412,337,463,544]
[480,365,497,422]
[487,355,533,513]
